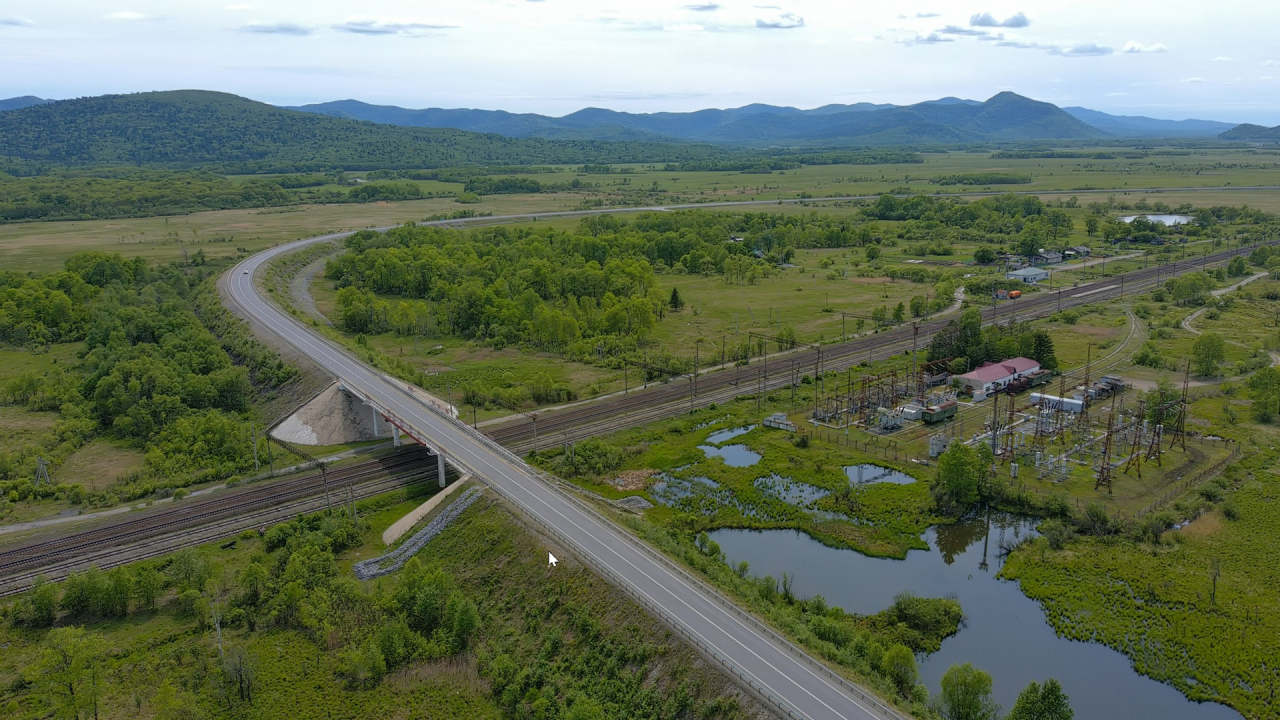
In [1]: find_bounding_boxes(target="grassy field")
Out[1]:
[6,147,1280,273]
[0,486,772,720]
[1001,448,1280,718]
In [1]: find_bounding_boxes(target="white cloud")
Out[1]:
[940,25,988,36]
[970,12,1029,28]
[1123,41,1167,53]
[755,12,803,29]
[1265,60,1280,67]
[225,3,252,10]
[0,16,35,27]
[108,11,151,20]
[1054,43,1113,57]
[916,12,941,18]
[333,18,459,35]
[242,22,314,36]
[1182,76,1205,83]
[685,3,720,11]
[1212,56,1233,62]
[1105,92,1131,96]
[904,32,954,45]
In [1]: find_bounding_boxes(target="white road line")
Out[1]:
[228,240,897,720]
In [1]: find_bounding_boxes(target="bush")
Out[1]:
[1040,519,1074,550]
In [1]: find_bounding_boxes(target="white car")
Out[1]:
[243,270,249,275]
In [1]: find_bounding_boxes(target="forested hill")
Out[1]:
[1219,123,1280,141]
[0,90,723,172]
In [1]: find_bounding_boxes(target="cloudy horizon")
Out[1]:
[1,0,1277,125]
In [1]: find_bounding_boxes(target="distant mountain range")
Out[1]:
[281,93,1246,143]
[1060,107,1237,138]
[0,90,1274,171]
[282,92,1104,145]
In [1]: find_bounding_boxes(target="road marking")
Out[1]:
[229,248,884,720]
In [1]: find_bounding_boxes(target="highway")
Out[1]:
[227,236,903,720]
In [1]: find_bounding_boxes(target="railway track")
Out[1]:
[489,243,1269,451]
[0,464,449,597]
[0,448,441,582]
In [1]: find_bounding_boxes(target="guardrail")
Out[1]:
[244,261,907,719]
[366,374,909,720]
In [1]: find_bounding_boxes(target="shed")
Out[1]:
[1006,267,1049,284]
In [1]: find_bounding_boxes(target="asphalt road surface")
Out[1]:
[227,236,901,720]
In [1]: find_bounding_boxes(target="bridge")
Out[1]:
[226,233,905,720]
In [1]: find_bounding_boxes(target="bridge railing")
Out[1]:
[361,374,909,720]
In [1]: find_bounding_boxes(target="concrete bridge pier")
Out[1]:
[437,450,446,488]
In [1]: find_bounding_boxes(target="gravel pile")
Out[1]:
[272,382,390,445]
[353,486,483,580]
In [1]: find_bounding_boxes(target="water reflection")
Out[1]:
[699,444,762,467]
[1120,214,1193,226]
[709,514,1241,720]
[706,425,756,444]
[844,464,917,486]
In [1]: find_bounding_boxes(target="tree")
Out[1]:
[893,302,906,324]
[1190,333,1226,377]
[668,286,685,312]
[1029,330,1059,371]
[934,440,983,513]
[133,566,163,610]
[882,644,917,698]
[1007,678,1074,720]
[1084,216,1100,236]
[776,325,798,351]
[973,246,997,264]
[25,626,108,720]
[1227,256,1248,278]
[910,295,927,318]
[1017,231,1040,259]
[1045,210,1073,242]
[27,575,59,627]
[865,245,882,262]
[936,663,999,720]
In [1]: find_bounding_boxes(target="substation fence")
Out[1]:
[1137,442,1243,517]
[373,376,909,720]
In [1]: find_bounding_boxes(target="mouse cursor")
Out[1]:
[548,552,559,568]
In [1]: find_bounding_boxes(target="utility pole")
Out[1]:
[250,422,260,472]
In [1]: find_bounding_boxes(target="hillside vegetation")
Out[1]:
[0,91,722,173]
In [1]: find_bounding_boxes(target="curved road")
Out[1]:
[227,237,900,720]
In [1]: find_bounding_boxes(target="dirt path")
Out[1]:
[289,252,337,326]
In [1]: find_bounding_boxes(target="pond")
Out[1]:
[844,463,917,486]
[706,425,756,444]
[698,443,761,467]
[710,515,1242,720]
[1121,214,1194,226]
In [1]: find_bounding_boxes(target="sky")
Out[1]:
[2,1,1278,124]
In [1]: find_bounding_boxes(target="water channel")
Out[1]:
[710,516,1242,719]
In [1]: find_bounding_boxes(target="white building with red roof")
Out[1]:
[956,357,1041,397]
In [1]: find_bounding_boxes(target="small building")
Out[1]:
[1006,267,1049,284]
[1070,245,1091,258]
[763,412,796,432]
[1034,250,1063,265]
[729,236,745,243]
[956,357,1042,396]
